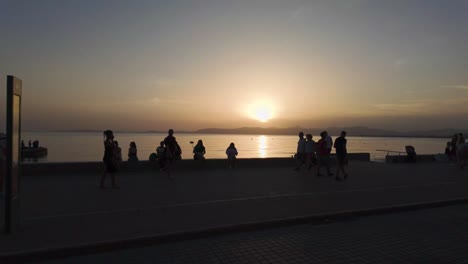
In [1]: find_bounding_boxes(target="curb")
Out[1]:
[2,197,468,263]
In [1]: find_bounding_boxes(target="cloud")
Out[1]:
[145,97,193,106]
[370,97,468,116]
[153,78,180,88]
[440,85,468,90]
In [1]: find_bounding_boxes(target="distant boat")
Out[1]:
[22,147,48,158]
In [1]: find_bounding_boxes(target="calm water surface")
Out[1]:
[21,132,449,163]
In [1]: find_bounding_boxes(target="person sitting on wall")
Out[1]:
[156,141,165,159]
[405,145,417,163]
[155,141,166,170]
[445,142,452,160]
[193,139,206,160]
[128,142,139,162]
[226,142,238,168]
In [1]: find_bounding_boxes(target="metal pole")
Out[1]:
[5,76,13,233]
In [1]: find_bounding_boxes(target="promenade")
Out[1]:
[1,160,468,262]
[42,203,468,264]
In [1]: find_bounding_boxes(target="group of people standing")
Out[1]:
[100,128,242,187]
[445,133,467,170]
[21,139,40,149]
[100,129,349,188]
[157,137,238,169]
[294,130,348,181]
[133,129,183,179]
[99,130,141,188]
[157,129,182,179]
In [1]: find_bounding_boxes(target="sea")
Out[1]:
[20,132,449,163]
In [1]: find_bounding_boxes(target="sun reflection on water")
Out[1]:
[258,135,267,158]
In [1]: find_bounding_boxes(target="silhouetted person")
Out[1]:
[305,134,316,171]
[226,142,238,168]
[456,133,466,170]
[193,139,206,160]
[100,130,119,189]
[334,131,348,181]
[156,141,165,158]
[21,140,26,149]
[33,140,39,148]
[128,141,138,162]
[114,141,122,164]
[156,141,166,170]
[445,142,451,158]
[324,131,333,154]
[294,132,306,170]
[28,140,32,148]
[317,131,333,177]
[450,134,458,161]
[405,145,416,163]
[164,129,181,178]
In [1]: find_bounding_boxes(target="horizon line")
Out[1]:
[14,126,468,137]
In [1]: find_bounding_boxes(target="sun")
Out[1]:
[247,100,275,123]
[254,105,272,122]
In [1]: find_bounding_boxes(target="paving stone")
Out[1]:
[36,204,468,263]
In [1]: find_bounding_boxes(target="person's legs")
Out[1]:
[341,159,348,178]
[335,156,346,180]
[111,173,119,188]
[335,165,343,181]
[336,162,341,178]
[458,149,465,170]
[100,161,111,188]
[306,154,314,171]
[294,154,303,170]
[336,163,347,181]
[316,156,323,176]
[324,156,332,176]
[170,160,175,178]
[227,157,236,168]
[99,172,106,188]
[166,159,174,178]
[326,163,333,176]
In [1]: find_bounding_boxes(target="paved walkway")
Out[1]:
[1,161,468,261]
[40,203,468,264]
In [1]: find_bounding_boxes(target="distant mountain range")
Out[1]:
[193,126,468,138]
[44,127,468,138]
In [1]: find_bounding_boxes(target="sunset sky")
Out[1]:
[1,0,467,132]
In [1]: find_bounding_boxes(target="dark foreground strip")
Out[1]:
[2,197,468,263]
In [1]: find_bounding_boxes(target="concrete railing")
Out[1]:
[21,153,370,176]
[385,154,436,163]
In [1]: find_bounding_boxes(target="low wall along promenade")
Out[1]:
[21,153,371,175]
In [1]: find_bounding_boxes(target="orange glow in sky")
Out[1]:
[0,1,467,131]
